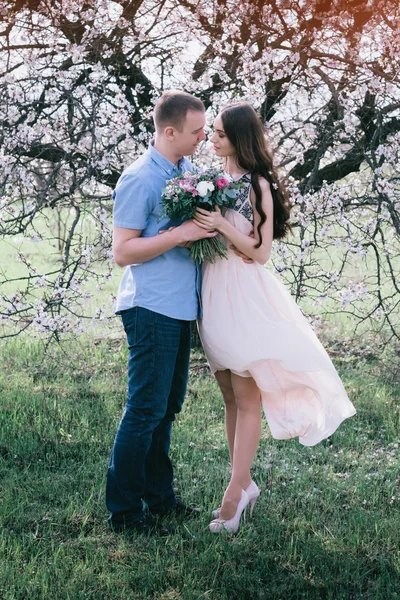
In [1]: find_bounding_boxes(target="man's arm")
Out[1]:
[159,227,255,263]
[113,220,218,267]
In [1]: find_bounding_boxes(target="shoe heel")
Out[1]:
[249,497,258,518]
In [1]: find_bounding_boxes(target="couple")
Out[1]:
[106,90,356,535]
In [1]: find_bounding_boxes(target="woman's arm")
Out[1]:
[194,177,273,265]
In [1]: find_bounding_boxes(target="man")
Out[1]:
[106,90,217,534]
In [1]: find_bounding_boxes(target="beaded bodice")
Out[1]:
[231,173,253,225]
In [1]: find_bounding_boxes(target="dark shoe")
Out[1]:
[173,498,201,517]
[108,514,172,536]
[150,498,200,518]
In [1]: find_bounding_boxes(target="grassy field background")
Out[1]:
[0,336,399,600]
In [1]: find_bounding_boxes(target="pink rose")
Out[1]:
[215,176,230,190]
[179,180,198,194]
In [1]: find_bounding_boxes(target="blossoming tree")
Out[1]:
[0,0,399,350]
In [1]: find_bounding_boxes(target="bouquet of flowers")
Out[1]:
[161,168,243,263]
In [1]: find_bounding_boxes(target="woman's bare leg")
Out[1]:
[214,370,237,465]
[219,374,261,520]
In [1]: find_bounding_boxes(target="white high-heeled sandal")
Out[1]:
[209,489,249,534]
[212,481,260,519]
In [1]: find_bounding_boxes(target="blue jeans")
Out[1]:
[106,307,191,525]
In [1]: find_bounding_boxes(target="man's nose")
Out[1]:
[199,129,207,141]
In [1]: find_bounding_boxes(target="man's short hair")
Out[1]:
[154,90,204,132]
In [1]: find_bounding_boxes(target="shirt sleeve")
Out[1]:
[112,173,154,230]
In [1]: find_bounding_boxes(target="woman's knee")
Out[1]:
[231,379,261,411]
[215,371,235,405]
[234,394,261,412]
[222,390,236,407]
[217,381,236,405]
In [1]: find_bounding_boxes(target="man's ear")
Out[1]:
[164,126,175,140]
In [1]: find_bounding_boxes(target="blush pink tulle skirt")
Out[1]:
[198,209,356,447]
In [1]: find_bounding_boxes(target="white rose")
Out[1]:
[196,181,215,197]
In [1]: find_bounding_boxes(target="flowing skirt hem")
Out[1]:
[209,361,356,447]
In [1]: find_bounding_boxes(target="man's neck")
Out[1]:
[153,137,183,167]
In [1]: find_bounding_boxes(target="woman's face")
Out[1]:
[210,114,236,158]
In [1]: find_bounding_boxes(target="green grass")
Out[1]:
[0,337,399,600]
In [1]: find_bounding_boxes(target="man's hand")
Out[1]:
[230,244,253,263]
[174,219,218,245]
[158,225,189,247]
[160,222,253,261]
[159,220,218,246]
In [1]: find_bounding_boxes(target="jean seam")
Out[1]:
[133,307,137,345]
[150,309,156,398]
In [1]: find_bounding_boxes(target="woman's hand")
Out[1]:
[194,205,225,231]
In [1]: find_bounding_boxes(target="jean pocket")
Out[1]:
[121,307,137,346]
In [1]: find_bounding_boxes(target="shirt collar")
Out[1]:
[149,140,186,175]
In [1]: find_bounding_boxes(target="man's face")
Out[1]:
[173,110,206,156]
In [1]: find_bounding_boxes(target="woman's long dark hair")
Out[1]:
[220,103,291,247]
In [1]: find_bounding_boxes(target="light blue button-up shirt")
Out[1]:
[113,142,201,320]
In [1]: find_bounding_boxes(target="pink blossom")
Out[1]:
[215,176,230,190]
[179,180,198,194]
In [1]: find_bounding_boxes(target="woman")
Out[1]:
[195,103,356,534]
